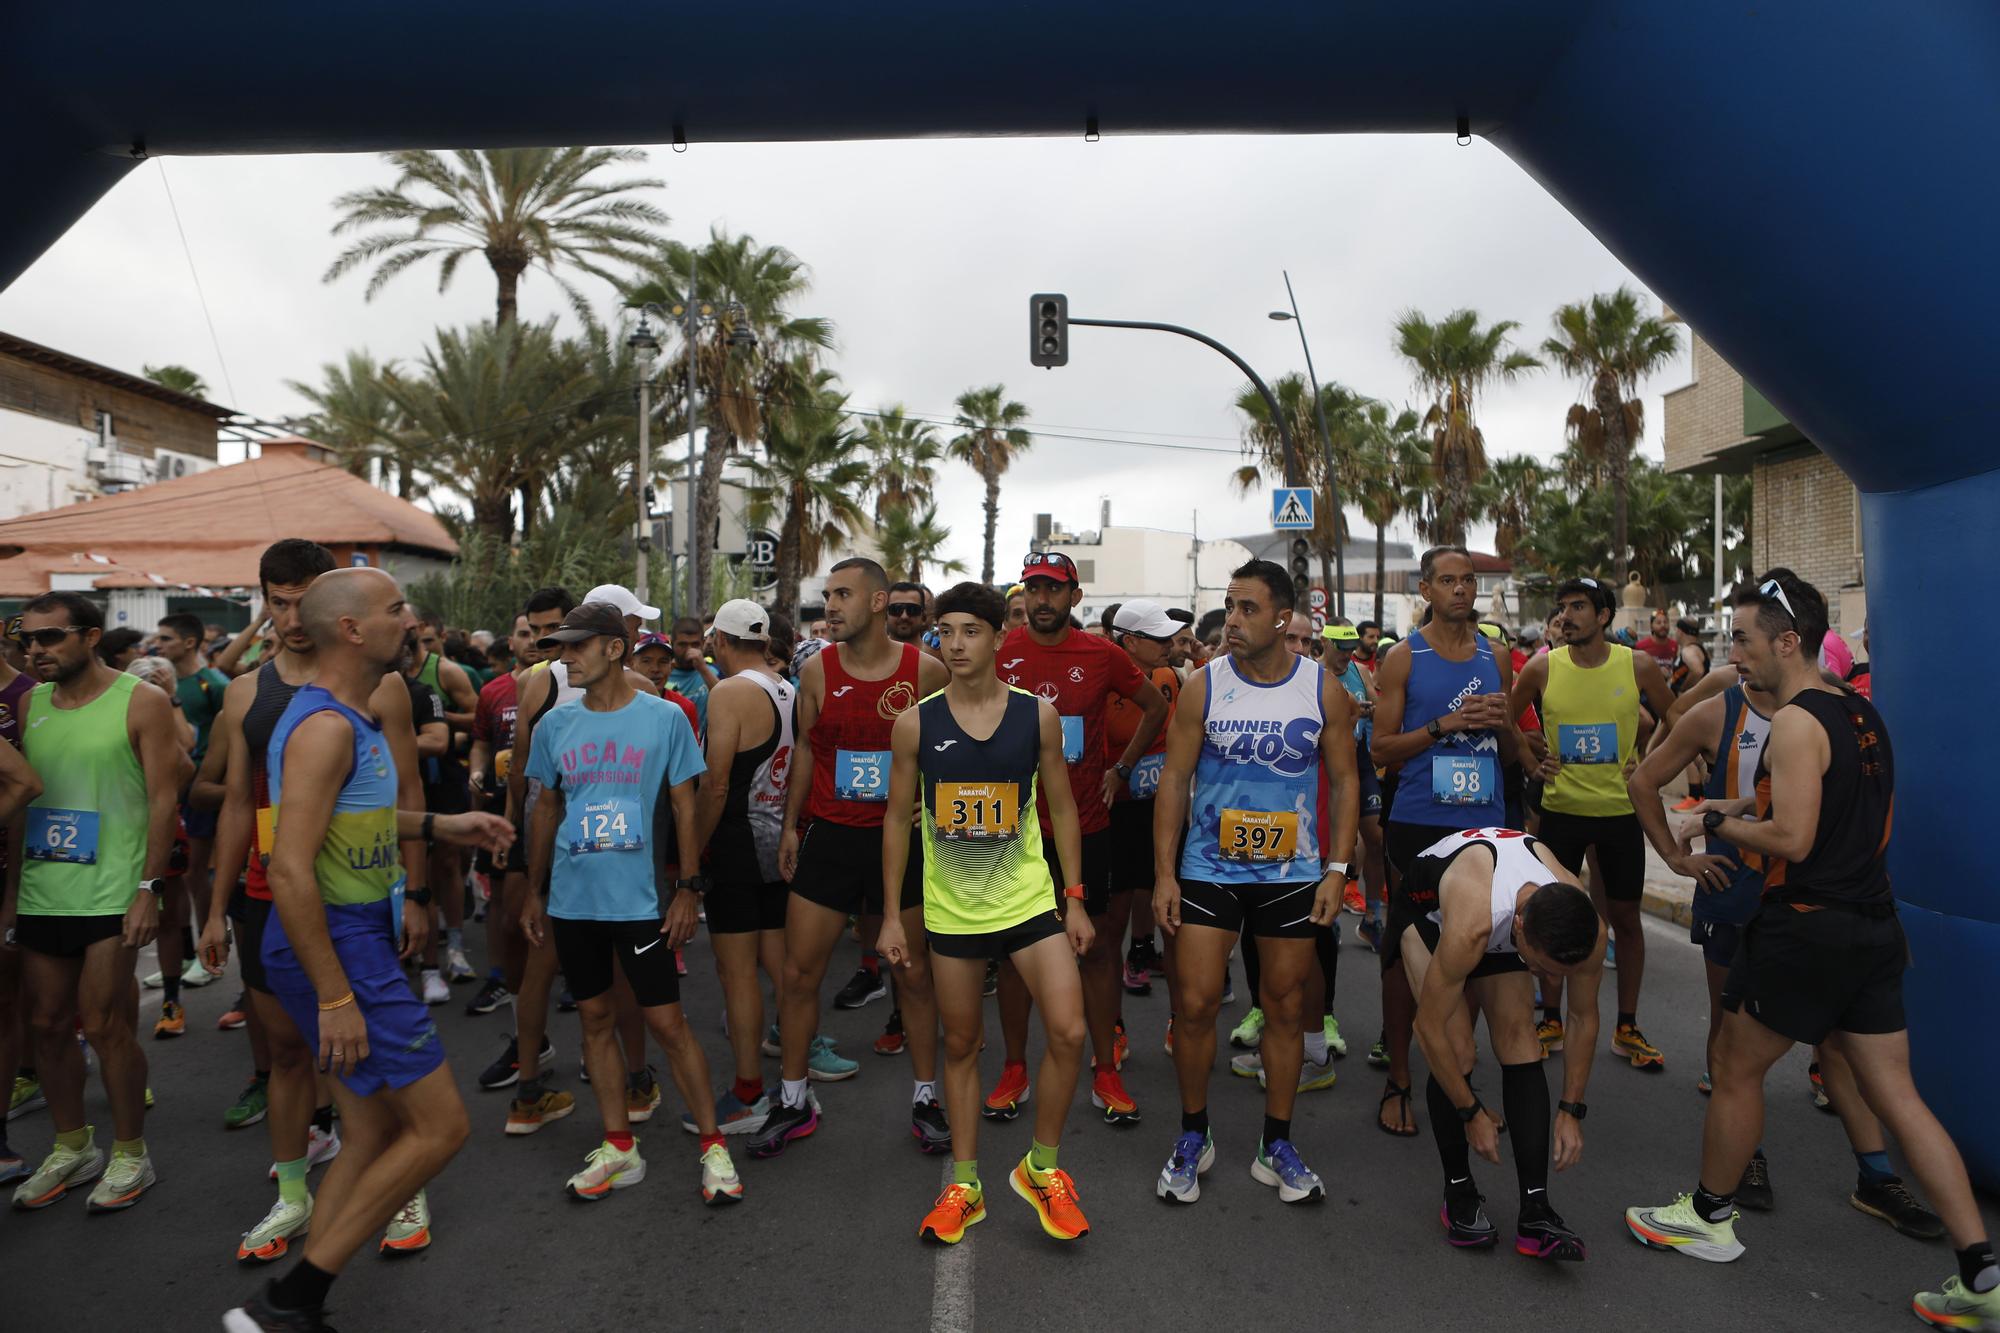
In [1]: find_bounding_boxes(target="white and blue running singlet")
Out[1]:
[1179,653,1325,884]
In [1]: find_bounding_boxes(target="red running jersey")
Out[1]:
[998,627,1146,835]
[807,641,922,828]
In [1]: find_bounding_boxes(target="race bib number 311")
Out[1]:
[1219,808,1298,861]
[936,781,1020,841]
[835,749,890,802]
[25,808,99,864]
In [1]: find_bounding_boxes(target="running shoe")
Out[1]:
[0,1144,24,1187]
[1090,1069,1140,1126]
[1155,1130,1214,1204]
[1911,1275,2000,1329]
[1367,1037,1388,1068]
[1162,1015,1175,1057]
[1516,1206,1587,1261]
[1219,969,1235,1006]
[154,1000,186,1039]
[1322,1014,1348,1057]
[983,959,999,997]
[1441,1181,1497,1247]
[269,1124,341,1178]
[1624,1193,1745,1262]
[478,1034,555,1090]
[1672,794,1703,812]
[224,1078,270,1129]
[911,1100,952,1154]
[983,1063,1030,1121]
[1808,1061,1831,1110]
[1264,1051,1337,1093]
[761,1024,783,1058]
[1613,1022,1664,1070]
[919,1182,985,1243]
[808,1035,858,1082]
[1735,1153,1774,1211]
[1342,878,1366,916]
[1122,961,1153,996]
[1358,913,1383,954]
[700,1141,743,1205]
[10,1136,104,1209]
[464,977,511,1016]
[9,1076,45,1121]
[681,1088,772,1136]
[1010,1158,1089,1240]
[567,1140,645,1200]
[444,948,476,984]
[747,1096,820,1158]
[626,1066,663,1123]
[1697,1070,1713,1096]
[1605,937,1618,970]
[557,987,577,1013]
[380,1189,432,1251]
[184,957,219,988]
[85,1149,156,1211]
[1537,1017,1565,1055]
[1230,1051,1263,1079]
[145,1085,155,1109]
[875,1009,906,1056]
[143,968,165,989]
[1228,1007,1265,1050]
[1851,1176,1945,1240]
[833,965,887,1009]
[420,968,449,1005]
[237,1194,312,1263]
[506,1087,576,1136]
[1251,1139,1324,1203]
[217,995,249,1031]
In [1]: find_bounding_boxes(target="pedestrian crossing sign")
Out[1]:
[1272,487,1314,530]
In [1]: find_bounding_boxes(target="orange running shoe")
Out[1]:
[1342,878,1366,916]
[1090,1068,1140,1125]
[153,1001,185,1040]
[1010,1158,1089,1241]
[982,1062,1030,1121]
[918,1182,986,1244]
[1672,795,1703,812]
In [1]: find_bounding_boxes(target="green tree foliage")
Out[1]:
[1393,308,1540,546]
[743,368,870,622]
[141,364,209,398]
[285,350,416,497]
[949,385,1032,586]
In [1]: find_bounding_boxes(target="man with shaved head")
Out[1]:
[225,569,512,1333]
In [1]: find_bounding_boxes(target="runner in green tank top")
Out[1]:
[5,591,187,1214]
[880,582,1094,1247]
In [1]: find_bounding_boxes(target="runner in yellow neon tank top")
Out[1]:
[1510,576,1676,1069]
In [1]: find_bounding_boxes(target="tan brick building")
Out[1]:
[1662,321,1866,635]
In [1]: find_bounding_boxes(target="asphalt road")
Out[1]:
[5,908,1991,1332]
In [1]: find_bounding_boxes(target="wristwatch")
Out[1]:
[1426,717,1445,740]
[1558,1100,1588,1120]
[1456,1098,1485,1123]
[1113,761,1133,780]
[675,875,711,897]
[138,877,165,898]
[1702,810,1726,835]
[406,887,433,907]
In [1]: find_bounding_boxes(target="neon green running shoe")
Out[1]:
[1321,1014,1348,1057]
[1228,1007,1265,1050]
[7,1076,44,1121]
[1911,1274,2000,1330]
[224,1078,269,1129]
[237,1193,311,1262]
[1625,1193,1745,1263]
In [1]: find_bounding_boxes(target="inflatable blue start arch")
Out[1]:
[3,0,1996,1185]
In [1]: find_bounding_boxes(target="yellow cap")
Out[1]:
[1322,624,1360,643]
[1477,622,1505,640]
[1006,583,1025,598]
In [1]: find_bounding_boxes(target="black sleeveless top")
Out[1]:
[1751,689,1894,908]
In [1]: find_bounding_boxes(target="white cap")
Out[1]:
[1111,598,1179,639]
[583,584,660,624]
[712,598,771,643]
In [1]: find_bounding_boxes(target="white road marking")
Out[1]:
[930,1157,975,1332]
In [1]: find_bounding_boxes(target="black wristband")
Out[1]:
[421,812,436,845]
[1427,717,1444,740]
[406,887,433,907]
[1456,1097,1485,1123]
[1558,1100,1587,1120]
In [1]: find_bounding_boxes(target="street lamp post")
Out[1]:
[626,316,662,600]
[1270,271,1347,618]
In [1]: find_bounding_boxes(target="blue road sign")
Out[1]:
[1272,487,1314,530]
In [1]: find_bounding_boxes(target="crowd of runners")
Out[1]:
[0,536,1991,1331]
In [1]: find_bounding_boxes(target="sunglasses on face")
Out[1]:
[19,627,85,647]
[887,603,925,617]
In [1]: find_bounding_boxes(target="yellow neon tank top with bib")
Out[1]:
[1542,643,1639,817]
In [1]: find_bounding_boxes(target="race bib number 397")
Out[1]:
[836,749,890,802]
[936,781,1020,841]
[1219,808,1298,861]
[25,808,99,864]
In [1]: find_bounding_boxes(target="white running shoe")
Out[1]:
[11,1137,104,1209]
[85,1150,157,1211]
[237,1193,312,1262]
[567,1140,646,1200]
[421,969,449,1005]
[444,948,475,983]
[700,1142,744,1205]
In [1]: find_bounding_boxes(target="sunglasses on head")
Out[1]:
[1021,552,1075,573]
[887,603,925,617]
[1758,578,1798,626]
[19,626,85,647]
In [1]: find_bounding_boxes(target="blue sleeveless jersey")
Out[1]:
[1179,654,1325,884]
[1694,685,1772,927]
[1387,627,1507,828]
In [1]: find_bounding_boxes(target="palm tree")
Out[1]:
[948,385,1033,585]
[1471,452,1547,562]
[743,369,870,622]
[325,148,667,326]
[1231,373,1355,600]
[285,350,416,496]
[377,320,601,557]
[877,503,966,584]
[142,364,209,398]
[626,228,836,614]
[1541,286,1681,583]
[1394,309,1541,546]
[1351,405,1429,626]
[861,405,945,522]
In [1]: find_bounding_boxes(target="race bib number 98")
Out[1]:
[25,808,99,864]
[1219,808,1298,861]
[835,749,890,802]
[1431,754,1496,806]
[936,781,1020,841]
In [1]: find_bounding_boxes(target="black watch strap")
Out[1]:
[1456,1097,1484,1123]
[1702,810,1725,834]
[1427,717,1444,740]
[406,887,433,907]
[1558,1099,1587,1120]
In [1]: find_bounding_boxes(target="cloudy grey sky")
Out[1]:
[0,133,1684,573]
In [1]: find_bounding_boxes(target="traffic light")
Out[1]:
[1030,293,1068,367]
[1289,538,1311,593]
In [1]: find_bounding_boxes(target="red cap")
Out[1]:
[1019,551,1079,585]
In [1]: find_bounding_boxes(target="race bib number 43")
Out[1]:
[835,749,890,802]
[936,781,1020,841]
[1557,723,1619,765]
[1219,808,1298,861]
[26,808,99,864]
[1431,754,1496,806]
[569,798,645,855]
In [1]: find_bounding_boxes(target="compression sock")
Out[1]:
[1182,1107,1210,1136]
[112,1136,145,1159]
[699,1133,725,1154]
[1855,1149,1894,1185]
[605,1131,635,1153]
[1957,1242,1998,1294]
[162,972,181,1005]
[781,1078,809,1110]
[1027,1139,1059,1182]
[269,1259,335,1312]
[55,1127,89,1152]
[1500,1061,1552,1209]
[1262,1115,1292,1149]
[954,1158,981,1195]
[274,1157,308,1206]
[1692,1183,1735,1223]
[732,1077,762,1106]
[913,1080,938,1107]
[1425,1076,1471,1181]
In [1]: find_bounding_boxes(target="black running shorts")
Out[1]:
[789,820,921,918]
[229,888,273,994]
[1721,901,1907,1045]
[927,909,1065,962]
[549,916,681,1008]
[1108,798,1155,894]
[706,879,789,935]
[1044,826,1114,917]
[1176,879,1321,939]
[13,912,124,959]
[1533,809,1646,903]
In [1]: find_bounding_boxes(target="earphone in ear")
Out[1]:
[1274,621,1283,629]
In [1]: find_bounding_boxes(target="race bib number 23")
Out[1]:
[835,749,890,802]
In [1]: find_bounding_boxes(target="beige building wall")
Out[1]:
[1663,335,1748,470]
[1752,450,1864,633]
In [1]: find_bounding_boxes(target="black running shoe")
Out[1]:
[1442,1181,1497,1248]
[464,978,512,1016]
[1515,1205,1588,1261]
[982,960,999,998]
[1734,1152,1774,1212]
[222,1282,333,1331]
[1851,1175,1945,1239]
[833,966,887,1010]
[911,1100,952,1154]
[748,1098,820,1159]
[477,1035,554,1091]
